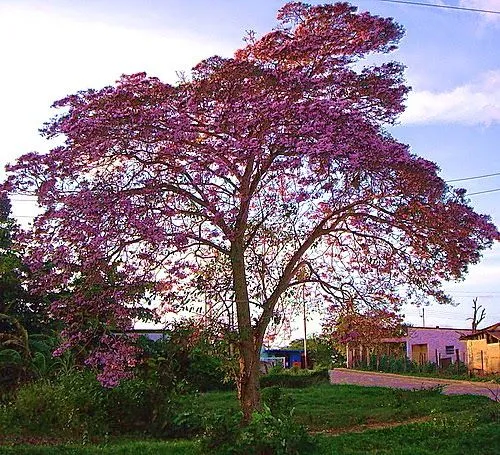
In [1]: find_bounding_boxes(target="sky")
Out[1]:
[0,0,499,334]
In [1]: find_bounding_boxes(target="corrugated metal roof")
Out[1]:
[459,322,500,340]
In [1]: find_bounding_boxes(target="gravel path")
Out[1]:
[330,368,500,401]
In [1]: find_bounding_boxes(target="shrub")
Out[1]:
[260,368,329,389]
[187,347,233,392]
[201,405,316,455]
[10,371,108,437]
[261,386,294,417]
[137,321,237,393]
[106,376,170,435]
[3,369,191,440]
[201,410,243,453]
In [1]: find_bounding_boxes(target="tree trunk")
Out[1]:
[237,339,262,423]
[231,240,262,423]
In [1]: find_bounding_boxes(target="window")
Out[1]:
[445,345,454,355]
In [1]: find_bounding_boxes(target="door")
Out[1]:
[412,344,428,364]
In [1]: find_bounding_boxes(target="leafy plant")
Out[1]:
[106,376,179,436]
[137,321,236,393]
[10,371,108,437]
[201,404,316,455]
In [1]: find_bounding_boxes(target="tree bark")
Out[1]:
[237,338,262,423]
[231,240,262,422]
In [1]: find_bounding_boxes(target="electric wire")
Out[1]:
[8,172,500,200]
[378,0,500,15]
[467,188,500,196]
[446,172,500,183]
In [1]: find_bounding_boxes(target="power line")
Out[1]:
[446,172,500,183]
[378,0,500,15]
[467,188,500,196]
[9,177,500,199]
[10,192,37,198]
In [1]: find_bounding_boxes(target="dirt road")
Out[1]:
[330,368,500,401]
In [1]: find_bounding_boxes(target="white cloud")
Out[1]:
[459,0,500,23]
[0,4,233,178]
[460,0,499,9]
[400,70,500,125]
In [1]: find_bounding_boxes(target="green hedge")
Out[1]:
[260,368,329,389]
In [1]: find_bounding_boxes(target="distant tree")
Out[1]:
[0,194,52,334]
[286,335,345,368]
[467,297,486,332]
[321,302,405,354]
[3,2,499,420]
[0,194,52,387]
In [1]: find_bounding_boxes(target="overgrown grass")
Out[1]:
[2,384,499,454]
[2,418,499,455]
[196,383,498,432]
[0,440,198,455]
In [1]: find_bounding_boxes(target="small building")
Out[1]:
[460,323,500,374]
[405,326,473,366]
[346,326,473,368]
[261,348,305,370]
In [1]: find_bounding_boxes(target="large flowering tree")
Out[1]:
[3,2,499,419]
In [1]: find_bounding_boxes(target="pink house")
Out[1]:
[346,326,473,368]
[405,327,473,365]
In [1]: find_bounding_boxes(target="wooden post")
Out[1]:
[480,350,484,374]
[455,349,460,373]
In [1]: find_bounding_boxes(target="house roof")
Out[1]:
[380,326,472,343]
[263,348,304,353]
[409,326,472,332]
[459,322,500,341]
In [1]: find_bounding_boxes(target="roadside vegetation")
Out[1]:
[2,378,499,454]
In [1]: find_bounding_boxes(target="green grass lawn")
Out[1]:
[2,384,499,455]
[0,441,198,455]
[316,420,500,455]
[196,383,498,432]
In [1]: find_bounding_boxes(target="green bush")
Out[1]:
[201,405,316,455]
[10,371,108,437]
[108,380,206,439]
[1,369,205,441]
[186,347,233,392]
[261,386,294,417]
[260,368,329,389]
[137,322,237,393]
[201,387,316,454]
[106,376,172,435]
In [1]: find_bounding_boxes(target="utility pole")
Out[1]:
[303,286,308,369]
[420,308,425,327]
